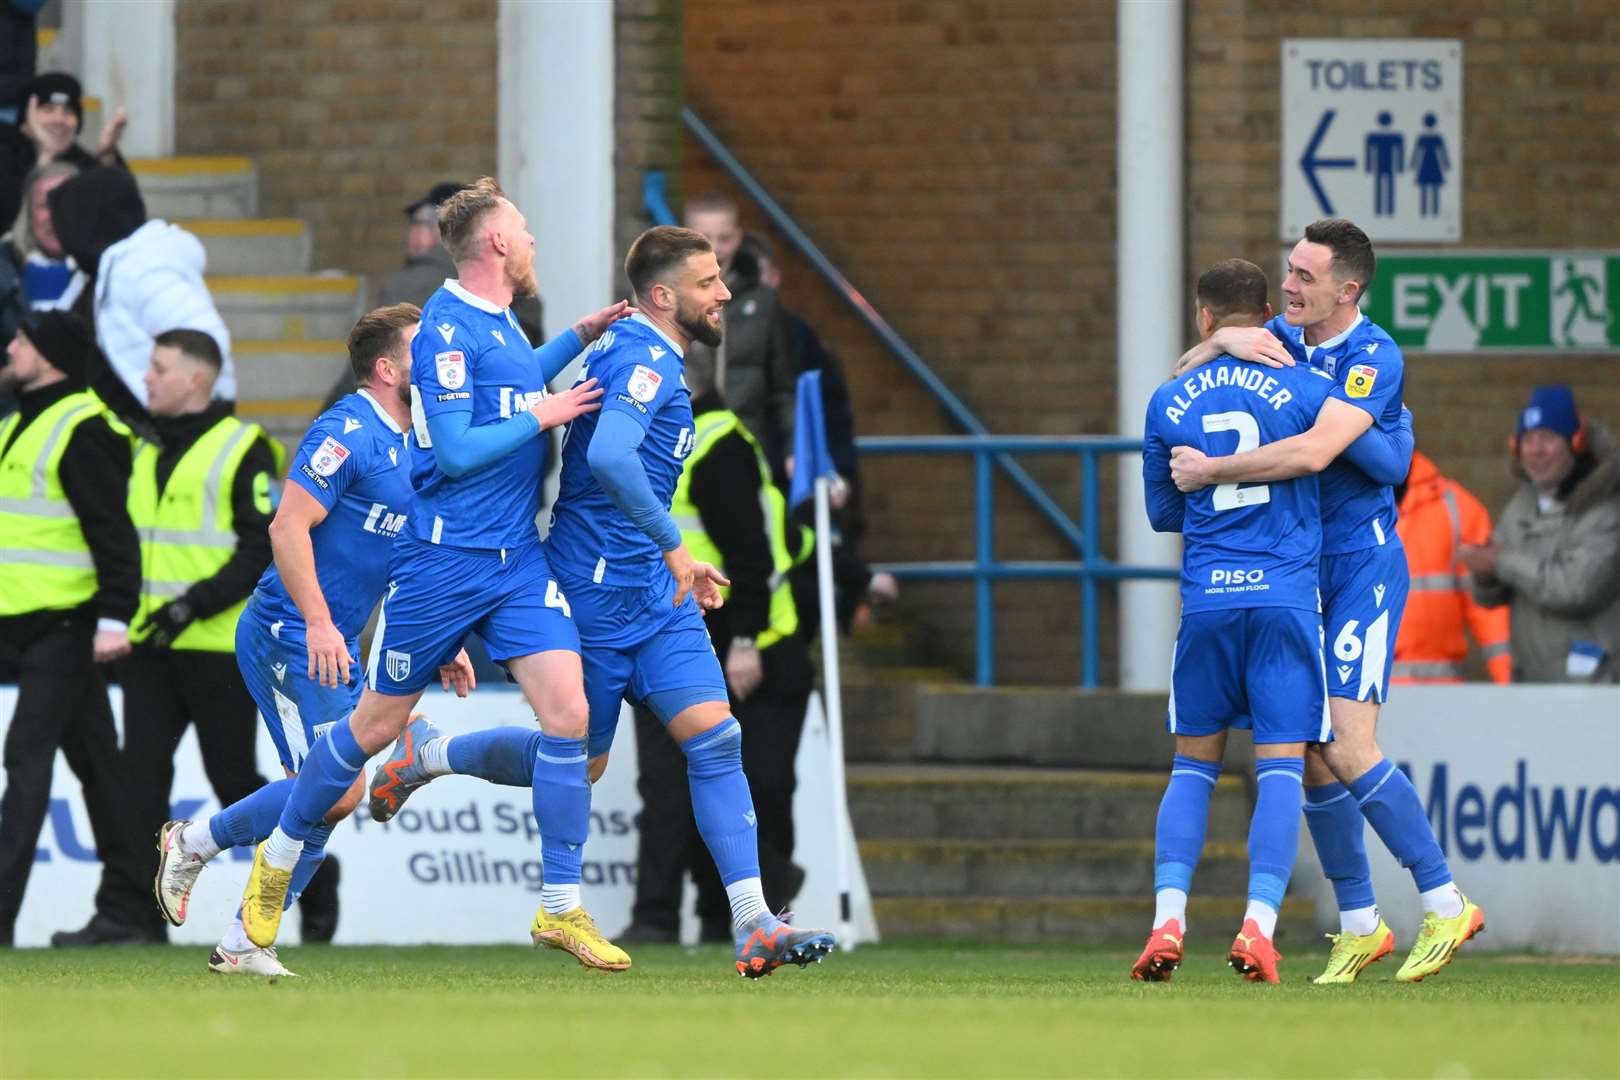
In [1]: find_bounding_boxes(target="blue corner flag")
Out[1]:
[790,370,833,509]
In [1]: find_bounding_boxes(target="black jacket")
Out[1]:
[144,401,277,625]
[0,133,128,248]
[0,379,140,642]
[687,390,774,644]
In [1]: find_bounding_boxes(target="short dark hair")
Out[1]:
[438,176,505,262]
[684,190,737,219]
[347,303,421,384]
[624,226,714,303]
[1304,218,1376,299]
[153,329,222,372]
[1196,259,1270,323]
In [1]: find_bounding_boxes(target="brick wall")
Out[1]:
[175,0,501,291]
[687,0,1619,684]
[615,1,686,285]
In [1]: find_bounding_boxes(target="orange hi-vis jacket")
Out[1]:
[1393,451,1512,683]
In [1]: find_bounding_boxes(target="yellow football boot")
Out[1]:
[1313,919,1396,984]
[1397,898,1485,983]
[239,841,294,948]
[531,907,632,972]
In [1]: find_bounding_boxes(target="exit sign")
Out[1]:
[1358,250,1620,353]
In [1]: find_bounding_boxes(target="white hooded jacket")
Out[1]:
[93,219,236,404]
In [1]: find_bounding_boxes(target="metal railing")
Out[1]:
[856,435,1177,688]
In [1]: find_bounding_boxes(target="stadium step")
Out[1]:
[180,219,312,276]
[129,156,257,220]
[236,397,328,450]
[860,838,1252,899]
[871,895,1318,945]
[847,763,1250,843]
[209,275,364,341]
[233,341,345,404]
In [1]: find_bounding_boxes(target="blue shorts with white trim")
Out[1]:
[1167,607,1331,745]
[235,600,361,773]
[1320,540,1409,703]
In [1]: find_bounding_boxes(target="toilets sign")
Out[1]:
[1360,251,1620,353]
[1282,40,1462,242]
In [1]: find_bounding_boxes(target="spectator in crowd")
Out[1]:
[0,1,47,127]
[47,165,234,429]
[1,71,127,228]
[1391,448,1512,684]
[620,352,815,943]
[733,233,899,633]
[0,311,152,947]
[683,191,796,482]
[1465,385,1620,683]
[52,329,283,946]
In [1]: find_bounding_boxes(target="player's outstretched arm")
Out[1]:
[1172,326,1292,377]
[1339,404,1414,486]
[426,379,601,478]
[267,482,348,688]
[1170,397,1373,491]
[531,301,637,382]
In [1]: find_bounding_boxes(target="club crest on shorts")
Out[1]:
[435,350,466,390]
[1345,363,1378,399]
[385,649,411,683]
[310,436,350,477]
[628,364,663,403]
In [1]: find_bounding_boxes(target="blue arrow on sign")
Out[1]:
[1300,109,1356,214]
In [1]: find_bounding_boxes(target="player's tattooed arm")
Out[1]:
[1172,326,1293,377]
[1170,398,1374,490]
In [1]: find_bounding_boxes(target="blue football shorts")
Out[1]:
[555,564,729,759]
[235,599,362,773]
[1167,606,1331,745]
[366,536,579,696]
[1319,540,1409,704]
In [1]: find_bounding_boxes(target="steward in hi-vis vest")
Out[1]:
[624,353,816,942]
[61,328,283,946]
[0,312,154,947]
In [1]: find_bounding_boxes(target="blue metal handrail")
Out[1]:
[856,435,1177,688]
[643,107,1087,552]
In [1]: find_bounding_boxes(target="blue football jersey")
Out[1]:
[1144,357,1335,613]
[546,314,695,586]
[1265,313,1405,555]
[250,390,413,641]
[409,280,549,550]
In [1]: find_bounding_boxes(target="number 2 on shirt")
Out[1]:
[1201,410,1271,512]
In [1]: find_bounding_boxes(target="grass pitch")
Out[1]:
[1,941,1616,1078]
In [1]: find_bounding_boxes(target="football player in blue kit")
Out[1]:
[1133,259,1336,984]
[147,304,475,976]
[234,179,629,967]
[1171,220,1483,984]
[371,226,837,978]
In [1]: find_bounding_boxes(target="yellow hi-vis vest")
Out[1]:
[128,415,278,652]
[0,390,124,617]
[669,409,812,650]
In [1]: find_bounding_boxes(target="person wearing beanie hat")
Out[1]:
[1464,384,1620,683]
[0,71,128,241]
[0,316,152,947]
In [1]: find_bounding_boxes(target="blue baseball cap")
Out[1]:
[1515,385,1582,445]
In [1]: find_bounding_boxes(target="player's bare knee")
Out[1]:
[1303,746,1337,786]
[1255,741,1306,760]
[586,753,609,784]
[538,694,589,741]
[1174,732,1226,762]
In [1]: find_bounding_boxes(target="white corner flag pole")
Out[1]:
[813,473,855,949]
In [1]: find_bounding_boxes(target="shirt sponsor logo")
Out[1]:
[310,436,350,477]
[435,350,467,390]
[498,387,547,418]
[362,502,407,537]
[628,364,663,403]
[1345,363,1378,399]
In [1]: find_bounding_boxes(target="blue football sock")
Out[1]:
[1248,756,1305,913]
[447,727,540,786]
[283,823,333,911]
[1351,758,1453,893]
[277,717,367,842]
[208,777,295,851]
[1154,755,1222,896]
[681,719,760,887]
[531,732,589,888]
[1304,780,1376,912]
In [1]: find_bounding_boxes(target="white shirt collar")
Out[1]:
[629,312,684,359]
[356,388,404,435]
[443,278,505,315]
[1301,311,1363,355]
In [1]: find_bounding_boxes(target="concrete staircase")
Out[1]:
[838,656,1317,943]
[126,157,361,448]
